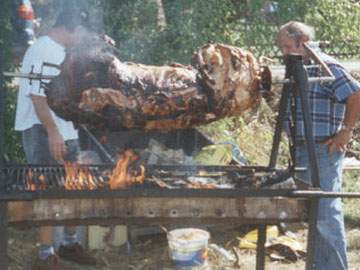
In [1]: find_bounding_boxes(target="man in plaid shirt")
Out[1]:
[277,21,360,270]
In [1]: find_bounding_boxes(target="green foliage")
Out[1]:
[306,0,360,57]
[94,0,360,65]
[343,171,360,226]
[0,0,24,162]
[100,0,236,64]
[199,99,290,166]
[3,88,24,163]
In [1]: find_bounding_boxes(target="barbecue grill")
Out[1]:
[2,44,360,270]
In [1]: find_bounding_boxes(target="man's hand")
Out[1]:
[30,94,66,162]
[47,129,66,163]
[324,129,352,154]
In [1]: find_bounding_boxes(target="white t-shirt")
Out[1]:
[14,36,78,141]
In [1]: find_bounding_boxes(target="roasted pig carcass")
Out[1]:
[46,40,270,131]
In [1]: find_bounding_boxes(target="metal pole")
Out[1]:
[268,79,291,169]
[80,125,116,164]
[292,55,321,188]
[0,2,9,269]
[292,190,360,198]
[256,225,267,270]
[291,55,320,270]
[0,203,8,270]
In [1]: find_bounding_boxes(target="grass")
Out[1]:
[343,171,360,227]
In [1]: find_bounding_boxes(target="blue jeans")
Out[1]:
[22,124,79,164]
[296,144,347,270]
[21,124,83,248]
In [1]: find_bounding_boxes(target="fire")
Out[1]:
[24,150,145,191]
[63,162,97,190]
[38,174,47,190]
[186,183,216,189]
[25,169,36,191]
[25,170,47,191]
[109,150,145,189]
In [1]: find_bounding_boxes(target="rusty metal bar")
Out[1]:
[306,199,317,270]
[292,55,321,188]
[0,188,301,201]
[303,43,335,81]
[8,218,300,227]
[292,55,319,270]
[2,187,360,202]
[256,225,267,270]
[291,190,360,198]
[268,54,293,169]
[272,77,335,85]
[79,125,116,164]
[2,71,55,81]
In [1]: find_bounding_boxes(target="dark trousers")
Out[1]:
[22,124,79,164]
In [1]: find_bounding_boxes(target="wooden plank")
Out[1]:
[8,197,307,224]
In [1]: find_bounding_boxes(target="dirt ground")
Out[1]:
[7,223,360,270]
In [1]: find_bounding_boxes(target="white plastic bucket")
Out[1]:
[167,228,210,268]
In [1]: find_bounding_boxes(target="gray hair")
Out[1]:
[277,21,315,44]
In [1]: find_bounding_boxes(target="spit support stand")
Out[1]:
[3,62,59,82]
[267,49,337,270]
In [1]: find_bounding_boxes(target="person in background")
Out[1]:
[276,21,360,270]
[14,8,97,270]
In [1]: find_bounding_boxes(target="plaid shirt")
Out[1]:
[286,52,360,142]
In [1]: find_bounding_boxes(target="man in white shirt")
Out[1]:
[15,9,96,270]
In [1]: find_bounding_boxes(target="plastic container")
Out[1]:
[167,228,210,268]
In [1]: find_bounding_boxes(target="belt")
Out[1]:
[295,138,328,147]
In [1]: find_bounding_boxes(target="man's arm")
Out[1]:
[325,90,360,153]
[30,94,66,162]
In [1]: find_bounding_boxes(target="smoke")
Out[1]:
[56,0,106,35]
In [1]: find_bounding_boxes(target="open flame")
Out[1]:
[63,149,145,190]
[108,150,145,189]
[63,162,97,190]
[24,150,145,191]
[25,169,36,191]
[25,170,47,191]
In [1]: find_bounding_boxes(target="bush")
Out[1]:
[0,0,24,163]
[2,0,359,164]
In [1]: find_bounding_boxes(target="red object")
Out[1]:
[17,4,34,20]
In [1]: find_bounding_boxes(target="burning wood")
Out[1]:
[108,150,145,189]
[63,162,98,190]
[45,38,271,131]
[19,155,294,191]
[25,169,35,191]
[23,150,145,191]
[25,170,47,191]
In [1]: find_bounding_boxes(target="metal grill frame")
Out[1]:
[2,52,359,270]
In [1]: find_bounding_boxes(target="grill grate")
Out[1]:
[1,165,111,192]
[0,164,296,193]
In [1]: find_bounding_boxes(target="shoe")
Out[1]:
[58,243,97,266]
[30,254,62,270]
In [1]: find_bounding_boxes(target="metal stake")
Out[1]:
[256,225,267,270]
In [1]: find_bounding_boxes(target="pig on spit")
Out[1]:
[45,36,271,131]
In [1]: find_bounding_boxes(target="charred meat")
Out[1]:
[46,40,269,131]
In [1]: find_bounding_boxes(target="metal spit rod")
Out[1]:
[291,190,360,198]
[2,189,360,202]
[4,71,334,85]
[3,71,55,81]
[4,43,335,86]
[80,125,116,164]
